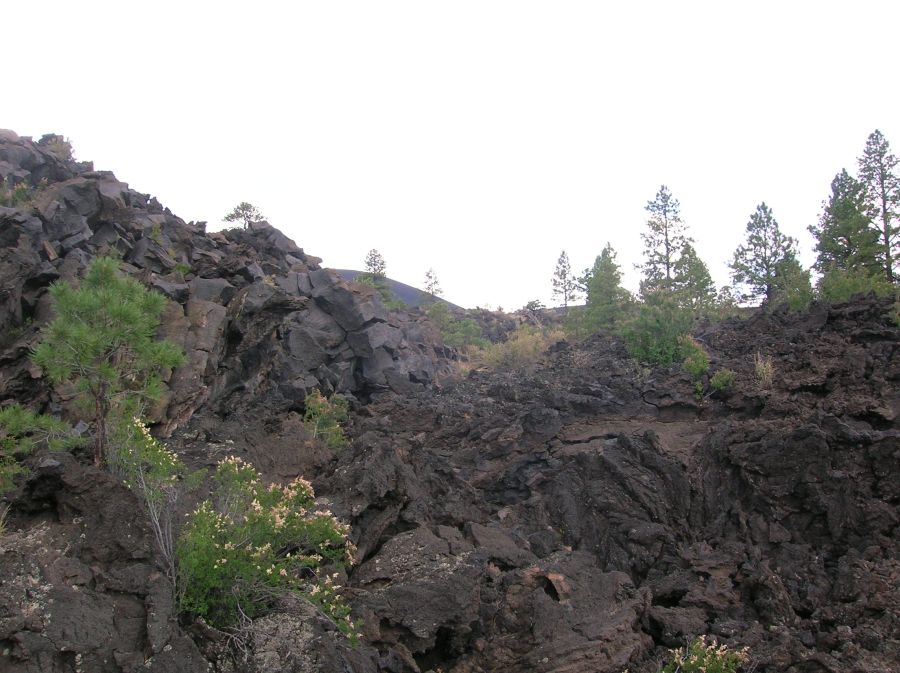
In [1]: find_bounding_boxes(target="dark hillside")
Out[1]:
[334,269,462,310]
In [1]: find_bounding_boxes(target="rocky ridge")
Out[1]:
[0,132,898,673]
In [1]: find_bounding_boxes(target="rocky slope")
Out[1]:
[1,132,898,673]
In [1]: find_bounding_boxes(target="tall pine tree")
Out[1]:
[809,168,892,301]
[730,202,803,305]
[810,169,878,274]
[857,130,899,283]
[639,185,690,295]
[551,250,579,308]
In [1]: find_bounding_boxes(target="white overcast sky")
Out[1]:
[5,2,899,309]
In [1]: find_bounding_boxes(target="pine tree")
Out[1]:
[582,243,630,329]
[223,202,265,229]
[423,268,442,297]
[32,258,185,466]
[857,130,899,283]
[809,168,893,301]
[730,202,801,305]
[810,169,879,274]
[364,249,386,279]
[639,185,690,295]
[672,242,716,314]
[551,250,578,308]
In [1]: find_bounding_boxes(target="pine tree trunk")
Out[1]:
[880,186,894,283]
[94,385,108,467]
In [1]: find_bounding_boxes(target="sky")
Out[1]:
[5,2,899,309]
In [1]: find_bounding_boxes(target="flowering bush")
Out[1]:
[661,635,749,673]
[177,456,358,637]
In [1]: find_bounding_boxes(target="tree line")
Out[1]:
[549,129,898,362]
[552,129,898,311]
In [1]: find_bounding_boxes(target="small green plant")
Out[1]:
[42,135,74,162]
[356,273,405,311]
[679,336,710,401]
[303,390,349,450]
[177,456,357,637]
[382,295,406,311]
[754,352,774,389]
[660,635,749,673]
[0,404,81,492]
[0,177,32,208]
[710,368,736,392]
[680,336,710,379]
[148,223,164,243]
[172,262,192,276]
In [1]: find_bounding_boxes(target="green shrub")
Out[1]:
[444,317,488,348]
[303,390,349,450]
[621,292,692,364]
[355,273,405,311]
[0,404,81,492]
[680,336,710,379]
[426,302,489,349]
[148,223,164,243]
[661,635,748,673]
[479,326,563,370]
[817,267,895,303]
[177,456,357,636]
[710,368,736,392]
[679,337,710,401]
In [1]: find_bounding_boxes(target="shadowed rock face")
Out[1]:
[0,131,450,427]
[1,132,898,673]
